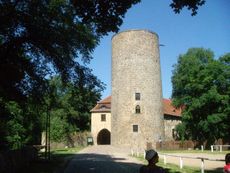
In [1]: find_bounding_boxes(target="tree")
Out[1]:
[4,101,27,150]
[0,98,43,150]
[45,72,104,143]
[0,0,138,150]
[72,0,141,34]
[172,48,230,146]
[170,0,206,16]
[0,0,141,103]
[0,0,206,105]
[0,0,207,150]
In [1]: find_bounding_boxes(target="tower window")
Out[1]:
[135,93,140,100]
[133,125,138,132]
[172,128,177,139]
[101,114,106,121]
[135,105,141,114]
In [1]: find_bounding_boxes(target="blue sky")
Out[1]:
[89,0,230,99]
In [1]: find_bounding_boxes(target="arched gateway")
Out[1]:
[97,129,111,145]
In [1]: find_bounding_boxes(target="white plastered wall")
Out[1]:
[91,112,111,145]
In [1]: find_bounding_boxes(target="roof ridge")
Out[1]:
[92,96,181,117]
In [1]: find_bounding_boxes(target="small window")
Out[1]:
[135,105,141,114]
[101,114,106,121]
[135,93,140,100]
[100,105,107,109]
[133,125,138,132]
[172,128,177,139]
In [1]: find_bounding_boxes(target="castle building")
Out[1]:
[91,96,181,146]
[91,30,181,149]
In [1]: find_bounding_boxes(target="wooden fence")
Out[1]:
[131,149,225,173]
[159,153,224,173]
[211,145,230,152]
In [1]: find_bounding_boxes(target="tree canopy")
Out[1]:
[0,0,139,150]
[46,75,103,143]
[0,0,207,102]
[0,0,208,150]
[0,0,142,103]
[172,48,230,145]
[170,0,205,16]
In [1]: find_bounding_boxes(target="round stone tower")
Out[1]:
[111,30,165,149]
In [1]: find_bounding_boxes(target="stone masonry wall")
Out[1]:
[164,115,181,140]
[111,30,165,149]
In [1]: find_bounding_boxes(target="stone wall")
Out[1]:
[42,131,91,149]
[156,140,196,150]
[111,30,165,149]
[164,115,181,140]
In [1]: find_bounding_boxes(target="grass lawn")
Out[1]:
[135,155,223,173]
[21,147,83,173]
[158,149,229,155]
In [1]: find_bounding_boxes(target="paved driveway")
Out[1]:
[63,145,143,173]
[63,145,226,173]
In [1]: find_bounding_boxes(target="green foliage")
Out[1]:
[172,48,230,144]
[0,0,135,150]
[50,115,69,142]
[0,98,43,150]
[175,123,187,141]
[4,101,27,149]
[73,0,141,34]
[46,76,103,142]
[0,0,140,104]
[170,0,206,16]
[0,0,207,150]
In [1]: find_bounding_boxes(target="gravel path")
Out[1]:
[63,145,226,173]
[63,145,143,173]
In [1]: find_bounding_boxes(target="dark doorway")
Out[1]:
[97,129,111,145]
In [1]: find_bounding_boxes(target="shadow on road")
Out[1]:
[64,153,143,173]
[20,152,224,173]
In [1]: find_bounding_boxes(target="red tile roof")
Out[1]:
[98,96,111,104]
[163,98,181,117]
[91,96,182,117]
[90,96,111,113]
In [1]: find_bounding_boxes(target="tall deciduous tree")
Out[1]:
[0,0,206,105]
[0,0,138,150]
[172,48,230,146]
[0,0,141,103]
[44,68,104,143]
[0,0,208,150]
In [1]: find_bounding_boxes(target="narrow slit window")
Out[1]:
[135,105,141,114]
[172,128,177,139]
[133,125,138,132]
[135,93,140,100]
[101,114,106,121]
